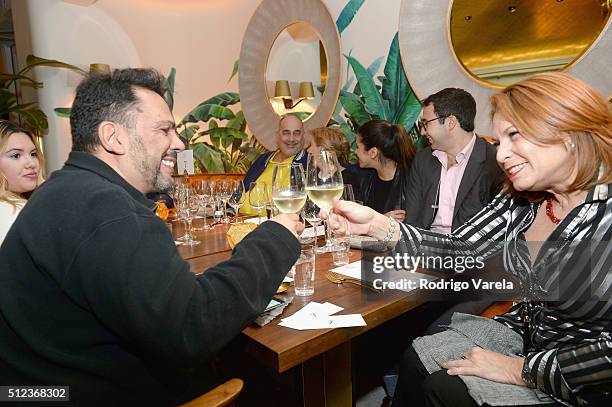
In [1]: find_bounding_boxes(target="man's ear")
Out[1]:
[446,115,458,131]
[98,121,127,155]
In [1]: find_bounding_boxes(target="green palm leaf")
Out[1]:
[336,0,366,35]
[394,91,421,130]
[345,55,388,120]
[53,107,72,118]
[164,67,176,112]
[192,142,224,173]
[228,59,239,83]
[180,104,235,125]
[339,91,372,127]
[22,55,86,76]
[382,33,409,121]
[199,92,240,107]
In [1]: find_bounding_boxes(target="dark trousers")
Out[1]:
[391,346,557,407]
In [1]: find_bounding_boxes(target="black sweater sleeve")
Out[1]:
[71,217,300,366]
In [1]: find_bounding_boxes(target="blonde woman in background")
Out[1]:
[0,120,44,244]
[307,126,363,197]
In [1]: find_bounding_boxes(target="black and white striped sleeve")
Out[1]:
[393,193,512,268]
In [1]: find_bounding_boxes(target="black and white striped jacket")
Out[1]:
[396,183,611,406]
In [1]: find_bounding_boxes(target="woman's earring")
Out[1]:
[567,141,576,150]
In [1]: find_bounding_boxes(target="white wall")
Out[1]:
[13,0,401,172]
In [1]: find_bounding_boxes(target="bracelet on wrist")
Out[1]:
[380,216,397,249]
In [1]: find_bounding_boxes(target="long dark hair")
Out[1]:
[358,119,415,173]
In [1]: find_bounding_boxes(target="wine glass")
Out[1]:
[175,187,201,246]
[216,180,233,224]
[271,163,306,214]
[193,179,212,231]
[301,198,322,248]
[248,182,268,225]
[227,180,246,224]
[305,150,344,253]
[341,184,355,202]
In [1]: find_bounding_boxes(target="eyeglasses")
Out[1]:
[418,116,447,130]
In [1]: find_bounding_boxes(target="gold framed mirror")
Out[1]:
[239,0,341,149]
[399,0,612,135]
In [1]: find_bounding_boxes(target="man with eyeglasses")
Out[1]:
[405,88,504,234]
[403,88,505,333]
[240,114,308,215]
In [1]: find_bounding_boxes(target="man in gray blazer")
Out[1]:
[404,88,504,232]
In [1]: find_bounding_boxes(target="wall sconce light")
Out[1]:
[89,63,111,75]
[274,80,315,109]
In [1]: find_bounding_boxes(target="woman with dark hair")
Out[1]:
[326,72,612,406]
[0,120,44,244]
[355,119,416,220]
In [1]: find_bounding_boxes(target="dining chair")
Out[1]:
[179,378,244,407]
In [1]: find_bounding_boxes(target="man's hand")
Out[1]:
[270,213,304,238]
[442,347,525,386]
[385,210,406,222]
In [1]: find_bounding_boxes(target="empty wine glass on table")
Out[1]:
[216,180,233,224]
[227,180,246,224]
[271,163,307,214]
[305,150,344,253]
[192,180,212,231]
[248,182,268,225]
[175,188,201,246]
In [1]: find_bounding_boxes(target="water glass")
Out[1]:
[294,245,316,296]
[331,234,350,266]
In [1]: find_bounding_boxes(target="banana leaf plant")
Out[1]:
[332,33,426,155]
[1,55,85,138]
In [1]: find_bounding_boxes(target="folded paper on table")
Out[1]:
[226,222,258,249]
[278,301,366,330]
[331,261,437,292]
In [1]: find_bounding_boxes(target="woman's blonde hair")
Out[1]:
[310,127,351,164]
[490,72,612,196]
[0,120,45,205]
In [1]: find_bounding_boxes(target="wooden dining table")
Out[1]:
[174,218,428,406]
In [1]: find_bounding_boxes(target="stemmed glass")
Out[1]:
[193,180,213,231]
[271,163,307,214]
[216,180,233,224]
[305,150,344,253]
[175,187,201,246]
[227,180,246,224]
[302,198,322,248]
[248,182,268,225]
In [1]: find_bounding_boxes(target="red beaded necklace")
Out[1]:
[545,197,561,224]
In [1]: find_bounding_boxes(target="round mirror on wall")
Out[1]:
[266,22,327,121]
[450,0,611,86]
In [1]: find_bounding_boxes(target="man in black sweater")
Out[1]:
[0,69,302,405]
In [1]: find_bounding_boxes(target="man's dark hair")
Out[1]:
[422,88,476,132]
[70,68,168,152]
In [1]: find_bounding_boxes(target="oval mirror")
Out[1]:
[266,22,326,121]
[450,0,611,86]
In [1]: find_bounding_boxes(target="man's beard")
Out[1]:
[129,134,173,193]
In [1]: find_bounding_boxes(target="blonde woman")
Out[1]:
[0,121,44,244]
[307,127,362,195]
[327,72,612,406]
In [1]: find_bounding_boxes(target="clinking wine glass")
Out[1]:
[301,197,322,248]
[305,150,344,253]
[271,163,306,214]
[227,180,246,224]
[248,182,268,225]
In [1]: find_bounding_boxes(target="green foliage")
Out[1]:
[174,67,266,173]
[336,0,366,35]
[164,67,176,112]
[331,33,425,154]
[1,54,84,137]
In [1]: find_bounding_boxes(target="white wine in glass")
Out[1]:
[305,150,344,253]
[272,163,307,214]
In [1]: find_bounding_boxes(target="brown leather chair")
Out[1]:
[180,378,244,407]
